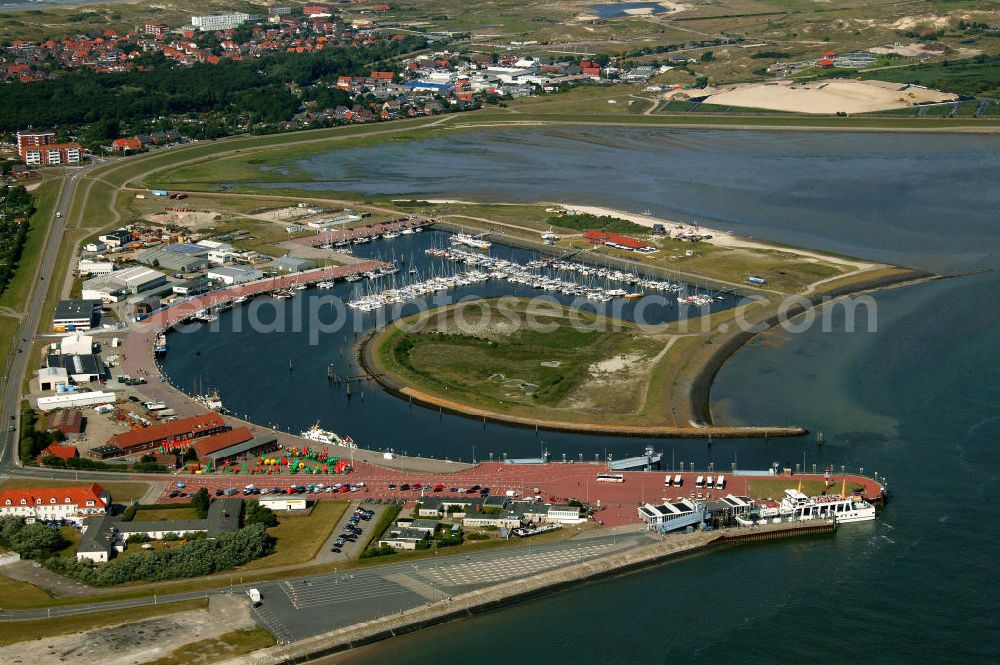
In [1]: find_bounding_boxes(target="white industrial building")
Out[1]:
[36,366,70,392]
[207,265,263,285]
[78,259,114,276]
[36,391,116,411]
[258,496,308,511]
[60,333,95,356]
[82,265,166,302]
[196,239,237,265]
[53,299,102,332]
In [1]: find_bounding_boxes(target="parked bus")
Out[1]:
[596,473,625,483]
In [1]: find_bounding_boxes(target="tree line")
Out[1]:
[0,35,427,133]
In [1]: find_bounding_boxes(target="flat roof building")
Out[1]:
[53,299,102,332]
[207,265,263,285]
[138,246,209,273]
[82,265,166,302]
[269,255,316,273]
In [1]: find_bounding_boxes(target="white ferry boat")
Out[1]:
[300,421,358,448]
[778,488,876,524]
[450,233,492,250]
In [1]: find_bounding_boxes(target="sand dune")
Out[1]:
[699,79,957,115]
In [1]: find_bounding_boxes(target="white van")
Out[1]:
[706,476,714,488]
[715,476,726,489]
[695,475,704,488]
[673,475,683,487]
[663,475,672,487]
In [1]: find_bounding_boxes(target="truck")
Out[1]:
[247,588,262,607]
[748,275,767,286]
[505,489,519,498]
[151,189,169,197]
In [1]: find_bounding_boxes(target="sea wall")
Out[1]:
[214,521,834,665]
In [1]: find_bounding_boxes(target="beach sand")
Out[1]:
[696,79,957,115]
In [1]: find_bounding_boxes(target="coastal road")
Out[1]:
[0,163,104,472]
[0,529,651,628]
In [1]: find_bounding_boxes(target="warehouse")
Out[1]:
[138,245,210,273]
[36,366,69,391]
[269,255,316,272]
[60,333,95,356]
[82,265,166,302]
[37,391,116,412]
[78,259,114,276]
[46,353,104,383]
[47,409,85,437]
[105,412,227,456]
[207,265,263,285]
[204,434,280,466]
[53,299,102,332]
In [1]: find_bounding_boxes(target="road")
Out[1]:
[0,529,651,638]
[0,163,104,472]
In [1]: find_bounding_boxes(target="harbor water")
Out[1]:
[179,127,999,663]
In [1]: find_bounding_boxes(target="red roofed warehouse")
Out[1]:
[104,412,226,456]
[0,483,109,524]
[47,409,84,437]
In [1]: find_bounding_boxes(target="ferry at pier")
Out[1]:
[300,421,358,449]
[154,333,168,356]
[775,488,876,524]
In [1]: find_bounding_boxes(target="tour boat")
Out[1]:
[777,488,876,524]
[300,421,357,448]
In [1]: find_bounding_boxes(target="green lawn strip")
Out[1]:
[0,179,60,311]
[0,574,55,609]
[240,500,348,570]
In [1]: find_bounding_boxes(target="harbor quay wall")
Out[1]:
[356,328,805,439]
[215,521,834,665]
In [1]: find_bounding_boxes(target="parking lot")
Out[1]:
[315,501,389,564]
[249,530,650,643]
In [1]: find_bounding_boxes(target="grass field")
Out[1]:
[0,575,54,609]
[239,499,348,570]
[0,598,208,647]
[133,507,202,521]
[376,299,680,421]
[144,627,276,665]
[0,479,151,505]
[0,179,60,312]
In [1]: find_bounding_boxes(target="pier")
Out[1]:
[290,216,434,248]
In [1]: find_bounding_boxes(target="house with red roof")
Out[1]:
[38,442,80,464]
[0,483,109,524]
